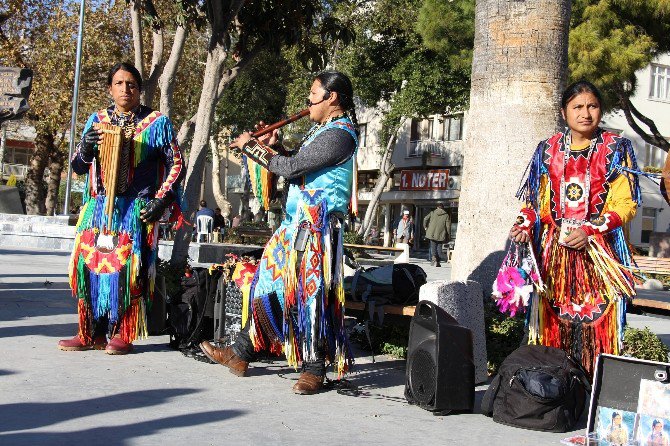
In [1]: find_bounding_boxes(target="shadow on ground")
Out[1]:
[0,410,244,445]
[0,322,77,338]
[0,249,70,257]
[0,388,207,433]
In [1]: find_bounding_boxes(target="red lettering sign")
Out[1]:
[399,169,449,191]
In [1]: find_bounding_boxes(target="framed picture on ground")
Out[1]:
[637,379,670,420]
[594,406,635,445]
[634,414,670,446]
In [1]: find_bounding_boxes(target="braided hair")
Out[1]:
[315,71,360,136]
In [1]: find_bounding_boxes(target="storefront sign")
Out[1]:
[400,169,449,191]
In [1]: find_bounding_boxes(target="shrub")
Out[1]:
[349,323,410,359]
[485,298,525,375]
[623,327,669,362]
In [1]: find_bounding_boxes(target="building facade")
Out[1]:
[355,104,465,249]
[600,53,670,248]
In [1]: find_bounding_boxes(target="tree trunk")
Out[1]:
[140,0,164,107]
[159,24,187,117]
[210,134,231,217]
[170,0,245,265]
[45,147,65,215]
[129,0,144,79]
[24,126,53,215]
[451,0,571,289]
[357,122,402,238]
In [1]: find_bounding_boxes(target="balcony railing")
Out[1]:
[1,163,28,180]
[407,140,464,165]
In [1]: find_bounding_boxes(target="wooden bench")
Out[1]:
[632,255,670,276]
[344,301,416,316]
[631,255,670,311]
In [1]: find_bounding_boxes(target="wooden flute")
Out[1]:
[250,108,310,138]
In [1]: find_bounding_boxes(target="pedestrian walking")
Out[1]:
[423,203,451,267]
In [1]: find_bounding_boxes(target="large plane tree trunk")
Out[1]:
[451,0,571,289]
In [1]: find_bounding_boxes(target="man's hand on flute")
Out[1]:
[229,121,279,151]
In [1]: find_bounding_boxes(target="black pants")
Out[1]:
[232,324,326,376]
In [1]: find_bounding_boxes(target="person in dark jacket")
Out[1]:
[423,203,451,267]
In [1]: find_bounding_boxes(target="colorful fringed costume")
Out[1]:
[68,105,183,344]
[237,116,358,377]
[499,129,641,376]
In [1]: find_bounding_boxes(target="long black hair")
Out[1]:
[107,62,143,90]
[314,71,360,136]
[561,80,603,109]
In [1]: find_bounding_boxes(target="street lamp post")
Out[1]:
[62,0,86,215]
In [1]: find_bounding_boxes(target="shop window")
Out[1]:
[443,114,463,141]
[641,207,657,244]
[650,64,670,101]
[8,147,31,165]
[359,123,367,147]
[644,143,666,169]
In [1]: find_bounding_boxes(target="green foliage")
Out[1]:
[344,231,365,245]
[569,0,670,110]
[416,0,474,70]
[216,50,292,133]
[336,0,472,143]
[623,327,670,362]
[485,299,525,375]
[349,323,410,359]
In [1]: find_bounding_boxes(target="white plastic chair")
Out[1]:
[196,215,214,243]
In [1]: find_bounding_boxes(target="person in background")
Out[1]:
[213,207,226,230]
[196,200,215,219]
[231,214,241,228]
[423,203,451,267]
[394,209,414,247]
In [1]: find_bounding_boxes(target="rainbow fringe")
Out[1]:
[243,155,275,210]
[68,195,155,344]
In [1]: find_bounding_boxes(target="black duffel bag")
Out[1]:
[481,344,591,432]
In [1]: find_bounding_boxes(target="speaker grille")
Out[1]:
[409,348,436,405]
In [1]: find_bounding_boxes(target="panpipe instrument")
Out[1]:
[94,122,123,224]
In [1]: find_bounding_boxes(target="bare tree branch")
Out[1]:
[618,89,670,152]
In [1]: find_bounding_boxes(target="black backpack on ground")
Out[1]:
[481,344,591,433]
[344,263,427,306]
[166,267,221,353]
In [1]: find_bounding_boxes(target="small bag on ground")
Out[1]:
[481,344,591,433]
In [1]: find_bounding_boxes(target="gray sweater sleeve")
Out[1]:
[267,128,355,179]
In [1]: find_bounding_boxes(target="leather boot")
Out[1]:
[58,335,107,351]
[292,372,324,395]
[433,256,441,267]
[200,341,248,377]
[105,335,133,355]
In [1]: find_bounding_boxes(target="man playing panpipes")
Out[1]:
[200,71,359,394]
[59,62,183,355]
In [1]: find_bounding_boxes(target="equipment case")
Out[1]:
[586,354,670,441]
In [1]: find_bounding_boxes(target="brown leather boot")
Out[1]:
[200,341,248,377]
[58,335,107,351]
[292,372,324,395]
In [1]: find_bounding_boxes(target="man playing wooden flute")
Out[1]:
[201,71,360,394]
[59,62,184,355]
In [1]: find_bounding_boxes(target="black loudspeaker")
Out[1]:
[404,300,475,415]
